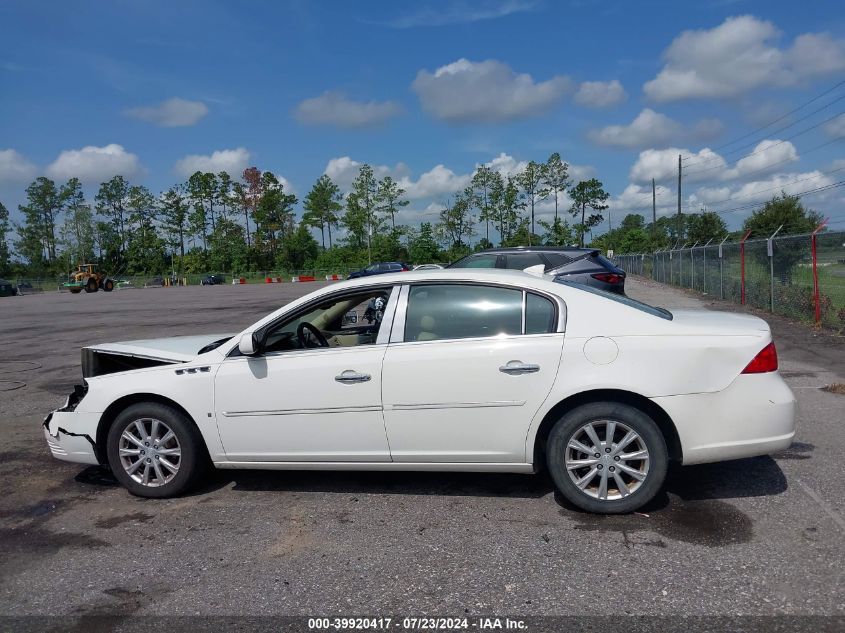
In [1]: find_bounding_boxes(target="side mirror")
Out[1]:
[238,332,262,356]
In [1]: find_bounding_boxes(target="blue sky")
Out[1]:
[2,0,845,236]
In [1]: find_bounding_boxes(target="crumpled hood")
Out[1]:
[86,333,234,363]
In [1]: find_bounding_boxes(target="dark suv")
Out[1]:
[448,247,626,294]
[347,262,411,279]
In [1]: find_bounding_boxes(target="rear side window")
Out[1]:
[405,285,522,342]
[503,253,544,270]
[525,293,556,334]
[452,254,499,268]
[543,253,571,269]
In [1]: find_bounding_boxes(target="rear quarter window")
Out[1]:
[558,280,672,320]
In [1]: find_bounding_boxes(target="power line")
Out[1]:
[684,108,845,174]
[684,133,845,181]
[702,164,845,210]
[682,78,845,160]
[712,179,845,216]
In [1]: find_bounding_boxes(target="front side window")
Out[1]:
[404,284,522,342]
[260,288,393,353]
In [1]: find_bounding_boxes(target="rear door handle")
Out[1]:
[335,370,371,384]
[499,361,540,375]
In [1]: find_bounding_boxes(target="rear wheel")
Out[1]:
[106,402,206,498]
[104,279,114,292]
[546,402,667,514]
[84,278,98,293]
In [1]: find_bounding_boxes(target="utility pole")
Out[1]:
[652,178,657,240]
[677,154,682,241]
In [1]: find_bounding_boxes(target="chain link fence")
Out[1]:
[614,230,845,329]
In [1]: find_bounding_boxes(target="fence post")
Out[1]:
[811,219,829,324]
[767,225,784,314]
[678,243,688,287]
[669,247,673,285]
[739,230,753,305]
[689,242,698,290]
[702,238,713,294]
[718,235,728,300]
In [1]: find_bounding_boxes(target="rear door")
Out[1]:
[381,283,565,463]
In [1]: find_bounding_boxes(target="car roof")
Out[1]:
[332,267,567,296]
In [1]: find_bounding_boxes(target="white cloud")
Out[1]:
[323,156,410,192]
[323,152,594,209]
[46,144,143,183]
[124,97,209,127]
[294,91,403,128]
[824,113,845,138]
[608,183,675,219]
[376,0,538,28]
[644,15,845,102]
[485,152,528,176]
[723,139,798,179]
[174,148,251,178]
[589,109,683,149]
[630,147,726,184]
[400,164,471,199]
[589,109,722,149]
[574,80,627,108]
[0,148,37,183]
[324,157,465,200]
[411,58,571,123]
[692,170,837,209]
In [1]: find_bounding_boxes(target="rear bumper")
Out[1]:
[42,389,100,465]
[652,372,796,465]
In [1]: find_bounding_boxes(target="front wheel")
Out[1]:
[106,402,206,498]
[546,402,668,514]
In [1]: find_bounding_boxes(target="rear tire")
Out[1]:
[106,402,206,498]
[104,279,114,292]
[546,402,667,514]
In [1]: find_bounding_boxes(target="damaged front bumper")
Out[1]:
[43,385,100,465]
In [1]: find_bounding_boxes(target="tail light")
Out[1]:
[742,342,778,374]
[591,273,624,284]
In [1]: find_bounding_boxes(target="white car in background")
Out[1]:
[412,263,444,271]
[43,269,796,513]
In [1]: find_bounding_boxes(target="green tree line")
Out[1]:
[0,152,821,280]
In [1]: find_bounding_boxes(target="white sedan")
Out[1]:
[43,269,796,513]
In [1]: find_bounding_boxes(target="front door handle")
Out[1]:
[499,360,540,375]
[335,370,371,384]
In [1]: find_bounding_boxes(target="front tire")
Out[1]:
[106,402,206,498]
[85,278,98,293]
[546,402,668,514]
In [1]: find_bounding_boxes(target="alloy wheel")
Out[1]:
[118,418,181,487]
[564,419,650,501]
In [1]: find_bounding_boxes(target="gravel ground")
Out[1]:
[0,278,843,621]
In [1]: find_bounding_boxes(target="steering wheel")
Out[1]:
[296,322,329,348]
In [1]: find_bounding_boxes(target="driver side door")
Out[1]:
[213,286,398,462]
